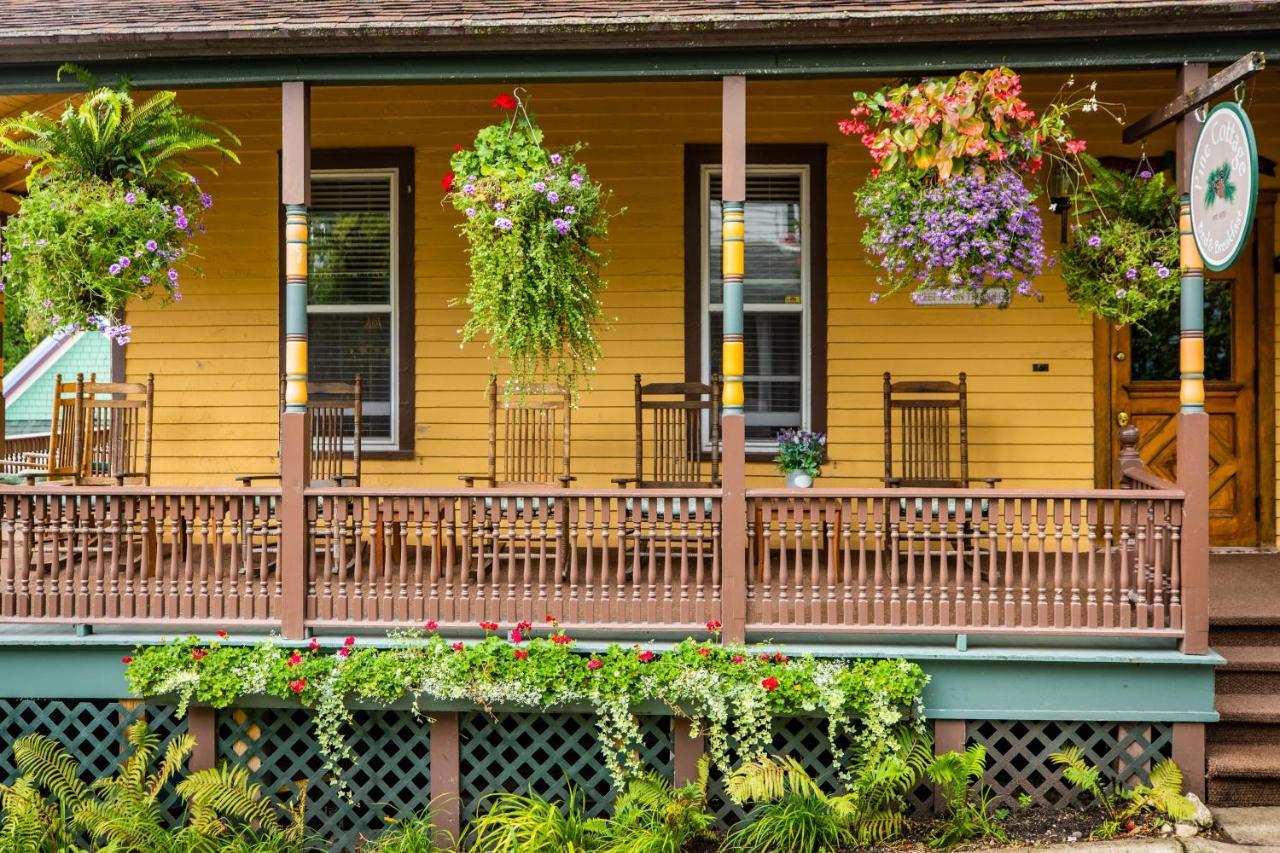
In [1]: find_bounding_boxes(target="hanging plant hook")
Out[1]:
[1134,141,1156,180]
[507,87,537,138]
[1234,81,1249,105]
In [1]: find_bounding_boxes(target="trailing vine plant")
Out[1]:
[0,64,240,345]
[842,70,1119,307]
[445,91,615,399]
[1058,153,1180,326]
[124,621,928,804]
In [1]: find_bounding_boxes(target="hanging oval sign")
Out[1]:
[1190,101,1258,271]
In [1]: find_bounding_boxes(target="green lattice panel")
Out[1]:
[968,720,1173,808]
[460,712,672,820]
[218,706,432,849]
[0,699,186,787]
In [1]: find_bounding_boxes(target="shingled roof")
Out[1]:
[0,0,1277,61]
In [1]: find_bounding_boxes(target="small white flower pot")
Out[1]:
[785,470,814,489]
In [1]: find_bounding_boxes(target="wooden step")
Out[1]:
[1217,646,1280,693]
[1209,741,1280,779]
[1211,625,1280,647]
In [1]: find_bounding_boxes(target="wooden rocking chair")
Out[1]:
[460,377,574,574]
[76,374,155,486]
[19,373,87,484]
[237,374,363,487]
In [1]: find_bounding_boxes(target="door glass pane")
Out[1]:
[709,312,803,442]
[1129,279,1232,382]
[708,174,803,304]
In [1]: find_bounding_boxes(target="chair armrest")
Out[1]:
[557,474,577,486]
[237,474,282,486]
[459,475,495,488]
[611,477,637,488]
[977,477,1002,488]
[881,477,903,487]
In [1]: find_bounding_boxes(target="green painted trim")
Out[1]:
[0,639,1218,723]
[1,37,1279,92]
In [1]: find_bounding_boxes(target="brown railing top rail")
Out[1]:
[746,485,1185,500]
[306,486,723,499]
[1116,424,1179,491]
[0,485,282,497]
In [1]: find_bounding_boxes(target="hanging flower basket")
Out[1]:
[0,65,239,345]
[1059,154,1179,326]
[445,91,615,398]
[841,69,1107,307]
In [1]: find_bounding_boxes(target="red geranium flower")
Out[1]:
[697,647,712,657]
[287,652,302,667]
[479,621,499,632]
[513,649,529,660]
[425,620,439,631]
[453,143,464,152]
[773,653,788,664]
[731,655,745,664]
[309,637,320,651]
[344,636,356,647]
[337,647,351,658]
[441,171,455,191]
[289,678,307,694]
[452,642,465,652]
[510,629,525,644]
[587,658,603,671]
[706,620,722,633]
[637,650,655,663]
[216,630,228,639]
[761,676,780,692]
[192,649,207,661]
[492,93,518,110]
[551,634,572,645]
[1065,138,1087,155]
[121,656,133,664]
[759,653,771,662]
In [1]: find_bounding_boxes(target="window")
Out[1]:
[282,149,414,454]
[685,145,827,450]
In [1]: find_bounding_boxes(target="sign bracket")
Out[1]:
[1123,52,1265,145]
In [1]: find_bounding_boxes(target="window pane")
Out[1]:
[709,312,803,442]
[309,312,393,441]
[309,176,393,305]
[1130,279,1232,382]
[708,173,803,305]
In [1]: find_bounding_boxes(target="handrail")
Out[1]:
[1116,424,1179,491]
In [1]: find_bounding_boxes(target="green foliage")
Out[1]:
[125,630,929,807]
[464,786,594,853]
[0,64,239,191]
[358,810,449,852]
[1059,153,1180,326]
[1051,745,1195,840]
[0,720,309,852]
[1017,791,1034,810]
[925,744,1007,848]
[774,429,826,478]
[445,93,615,399]
[0,64,238,345]
[587,757,715,853]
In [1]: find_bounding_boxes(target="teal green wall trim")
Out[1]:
[0,640,1218,724]
[1,37,1279,92]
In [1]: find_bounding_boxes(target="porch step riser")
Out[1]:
[1211,724,1280,747]
[1208,778,1280,807]
[1211,627,1280,647]
[1217,670,1280,694]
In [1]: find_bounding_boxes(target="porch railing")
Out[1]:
[0,479,1194,644]
[0,432,50,475]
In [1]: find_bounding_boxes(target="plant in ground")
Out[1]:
[926,744,1008,847]
[0,720,308,851]
[445,91,616,399]
[586,756,716,853]
[1051,745,1196,839]
[359,810,450,852]
[464,785,594,852]
[0,64,239,345]
[1058,153,1180,326]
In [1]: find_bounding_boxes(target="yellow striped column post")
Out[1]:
[721,202,745,415]
[279,80,312,639]
[1178,195,1205,414]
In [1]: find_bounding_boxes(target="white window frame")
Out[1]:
[699,164,812,452]
[307,167,400,451]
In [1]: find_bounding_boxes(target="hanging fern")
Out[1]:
[445,90,616,400]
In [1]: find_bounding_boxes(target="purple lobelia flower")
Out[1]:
[552,218,571,236]
[495,217,514,231]
[546,191,559,204]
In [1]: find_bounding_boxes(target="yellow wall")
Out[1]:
[120,73,1279,521]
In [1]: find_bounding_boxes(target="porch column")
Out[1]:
[1174,63,1210,658]
[279,81,312,639]
[720,76,748,644]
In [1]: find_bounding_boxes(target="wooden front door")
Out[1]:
[1102,217,1267,546]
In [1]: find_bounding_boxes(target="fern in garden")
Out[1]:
[1052,745,1195,839]
[589,757,715,853]
[0,777,76,853]
[0,63,239,192]
[464,785,596,853]
[926,744,1007,848]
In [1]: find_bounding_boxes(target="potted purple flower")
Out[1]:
[775,429,826,488]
